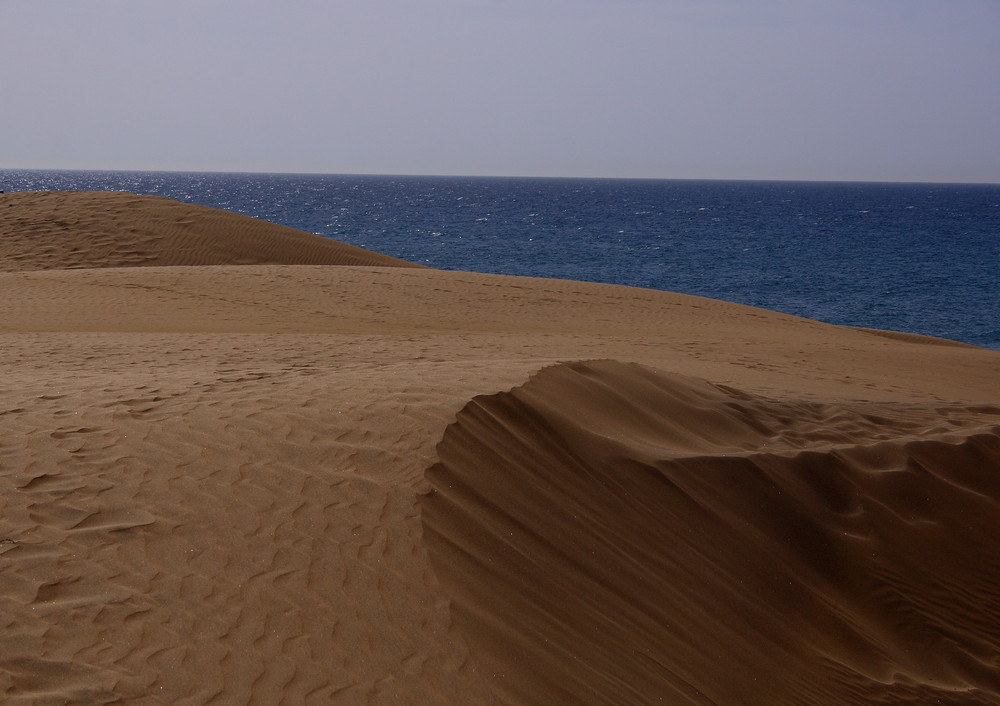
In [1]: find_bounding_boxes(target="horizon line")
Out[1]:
[3,166,999,188]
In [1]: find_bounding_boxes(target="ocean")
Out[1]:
[3,169,998,349]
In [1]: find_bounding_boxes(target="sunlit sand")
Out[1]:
[1,192,998,704]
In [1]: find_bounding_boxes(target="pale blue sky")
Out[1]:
[2,0,997,182]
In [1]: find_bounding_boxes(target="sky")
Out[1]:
[2,0,998,182]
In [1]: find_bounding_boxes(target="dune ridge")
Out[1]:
[854,327,981,349]
[0,190,418,270]
[423,360,1000,705]
[1,192,998,703]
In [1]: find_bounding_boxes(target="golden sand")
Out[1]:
[1,192,998,704]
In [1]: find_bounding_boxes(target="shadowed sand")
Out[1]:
[425,360,1000,705]
[1,192,998,704]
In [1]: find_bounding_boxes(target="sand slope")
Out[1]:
[0,191,418,270]
[1,192,998,704]
[425,360,1000,705]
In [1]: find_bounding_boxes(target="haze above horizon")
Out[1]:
[2,0,997,184]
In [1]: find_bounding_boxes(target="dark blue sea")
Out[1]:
[3,169,998,349]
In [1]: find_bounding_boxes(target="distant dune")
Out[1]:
[0,192,997,704]
[0,190,418,270]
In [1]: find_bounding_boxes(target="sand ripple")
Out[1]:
[2,192,998,703]
[424,360,1000,705]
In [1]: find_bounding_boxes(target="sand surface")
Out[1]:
[1,191,999,704]
[0,190,418,271]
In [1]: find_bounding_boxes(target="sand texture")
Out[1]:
[0,191,418,271]
[1,192,999,705]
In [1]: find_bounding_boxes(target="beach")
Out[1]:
[2,191,999,704]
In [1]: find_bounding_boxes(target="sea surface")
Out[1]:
[3,169,998,349]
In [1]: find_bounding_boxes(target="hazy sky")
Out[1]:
[2,0,998,182]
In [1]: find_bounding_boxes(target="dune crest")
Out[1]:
[423,359,1000,705]
[0,190,419,270]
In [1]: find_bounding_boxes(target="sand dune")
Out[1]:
[425,360,1000,705]
[0,190,418,270]
[1,192,998,704]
